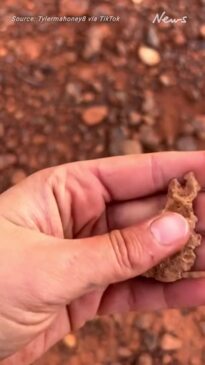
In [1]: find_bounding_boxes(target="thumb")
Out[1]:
[33,212,189,306]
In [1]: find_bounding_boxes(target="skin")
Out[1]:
[1,151,205,364]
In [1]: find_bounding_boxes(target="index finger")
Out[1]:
[88,151,205,201]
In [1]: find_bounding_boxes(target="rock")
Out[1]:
[122,139,142,155]
[143,91,158,119]
[160,334,182,351]
[144,332,158,351]
[176,136,198,151]
[20,38,42,60]
[193,115,205,139]
[144,173,201,282]
[60,0,89,16]
[84,25,111,58]
[0,153,17,171]
[0,123,4,137]
[109,127,125,155]
[139,125,161,151]
[138,353,153,365]
[0,46,7,57]
[82,106,108,126]
[129,111,142,126]
[11,169,27,185]
[117,347,132,358]
[159,74,173,86]
[138,46,161,66]
[147,26,160,48]
[63,334,77,348]
[200,25,205,38]
[162,354,172,364]
[135,314,154,330]
[199,321,205,335]
[174,31,186,45]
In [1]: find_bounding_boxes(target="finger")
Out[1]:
[85,151,205,201]
[30,212,189,307]
[107,195,166,230]
[98,276,205,315]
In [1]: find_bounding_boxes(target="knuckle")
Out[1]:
[108,228,145,276]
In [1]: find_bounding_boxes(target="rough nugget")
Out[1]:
[144,172,201,282]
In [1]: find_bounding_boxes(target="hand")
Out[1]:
[0,151,205,365]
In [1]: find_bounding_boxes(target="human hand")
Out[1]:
[0,151,205,365]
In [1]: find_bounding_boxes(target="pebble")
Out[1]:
[176,135,198,151]
[159,74,172,86]
[135,314,154,330]
[144,332,158,351]
[147,26,160,48]
[143,91,158,118]
[60,0,89,16]
[199,321,205,335]
[129,111,142,126]
[0,153,17,171]
[138,353,153,365]
[160,333,182,351]
[0,123,4,137]
[63,334,77,349]
[122,139,142,155]
[139,125,161,150]
[200,25,205,38]
[82,106,108,126]
[162,354,172,364]
[84,25,111,58]
[138,46,161,66]
[117,347,132,358]
[11,169,27,185]
[193,115,205,139]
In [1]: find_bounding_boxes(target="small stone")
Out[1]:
[200,25,205,38]
[160,334,182,351]
[0,46,7,57]
[138,353,153,365]
[193,115,205,139]
[147,26,160,48]
[162,354,172,364]
[143,91,158,118]
[21,38,42,60]
[174,31,186,45]
[176,136,198,151]
[82,106,108,126]
[199,321,205,335]
[0,153,17,171]
[0,123,4,137]
[63,334,77,349]
[32,134,46,145]
[138,46,161,66]
[84,25,111,58]
[118,347,132,358]
[139,125,161,150]
[144,332,158,351]
[159,74,172,86]
[122,139,142,155]
[11,169,27,185]
[129,111,142,126]
[135,314,154,330]
[60,0,89,16]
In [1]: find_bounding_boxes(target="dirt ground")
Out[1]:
[1,0,205,364]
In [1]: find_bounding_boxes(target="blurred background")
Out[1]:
[0,0,205,364]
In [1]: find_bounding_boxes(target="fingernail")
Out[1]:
[150,213,189,245]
